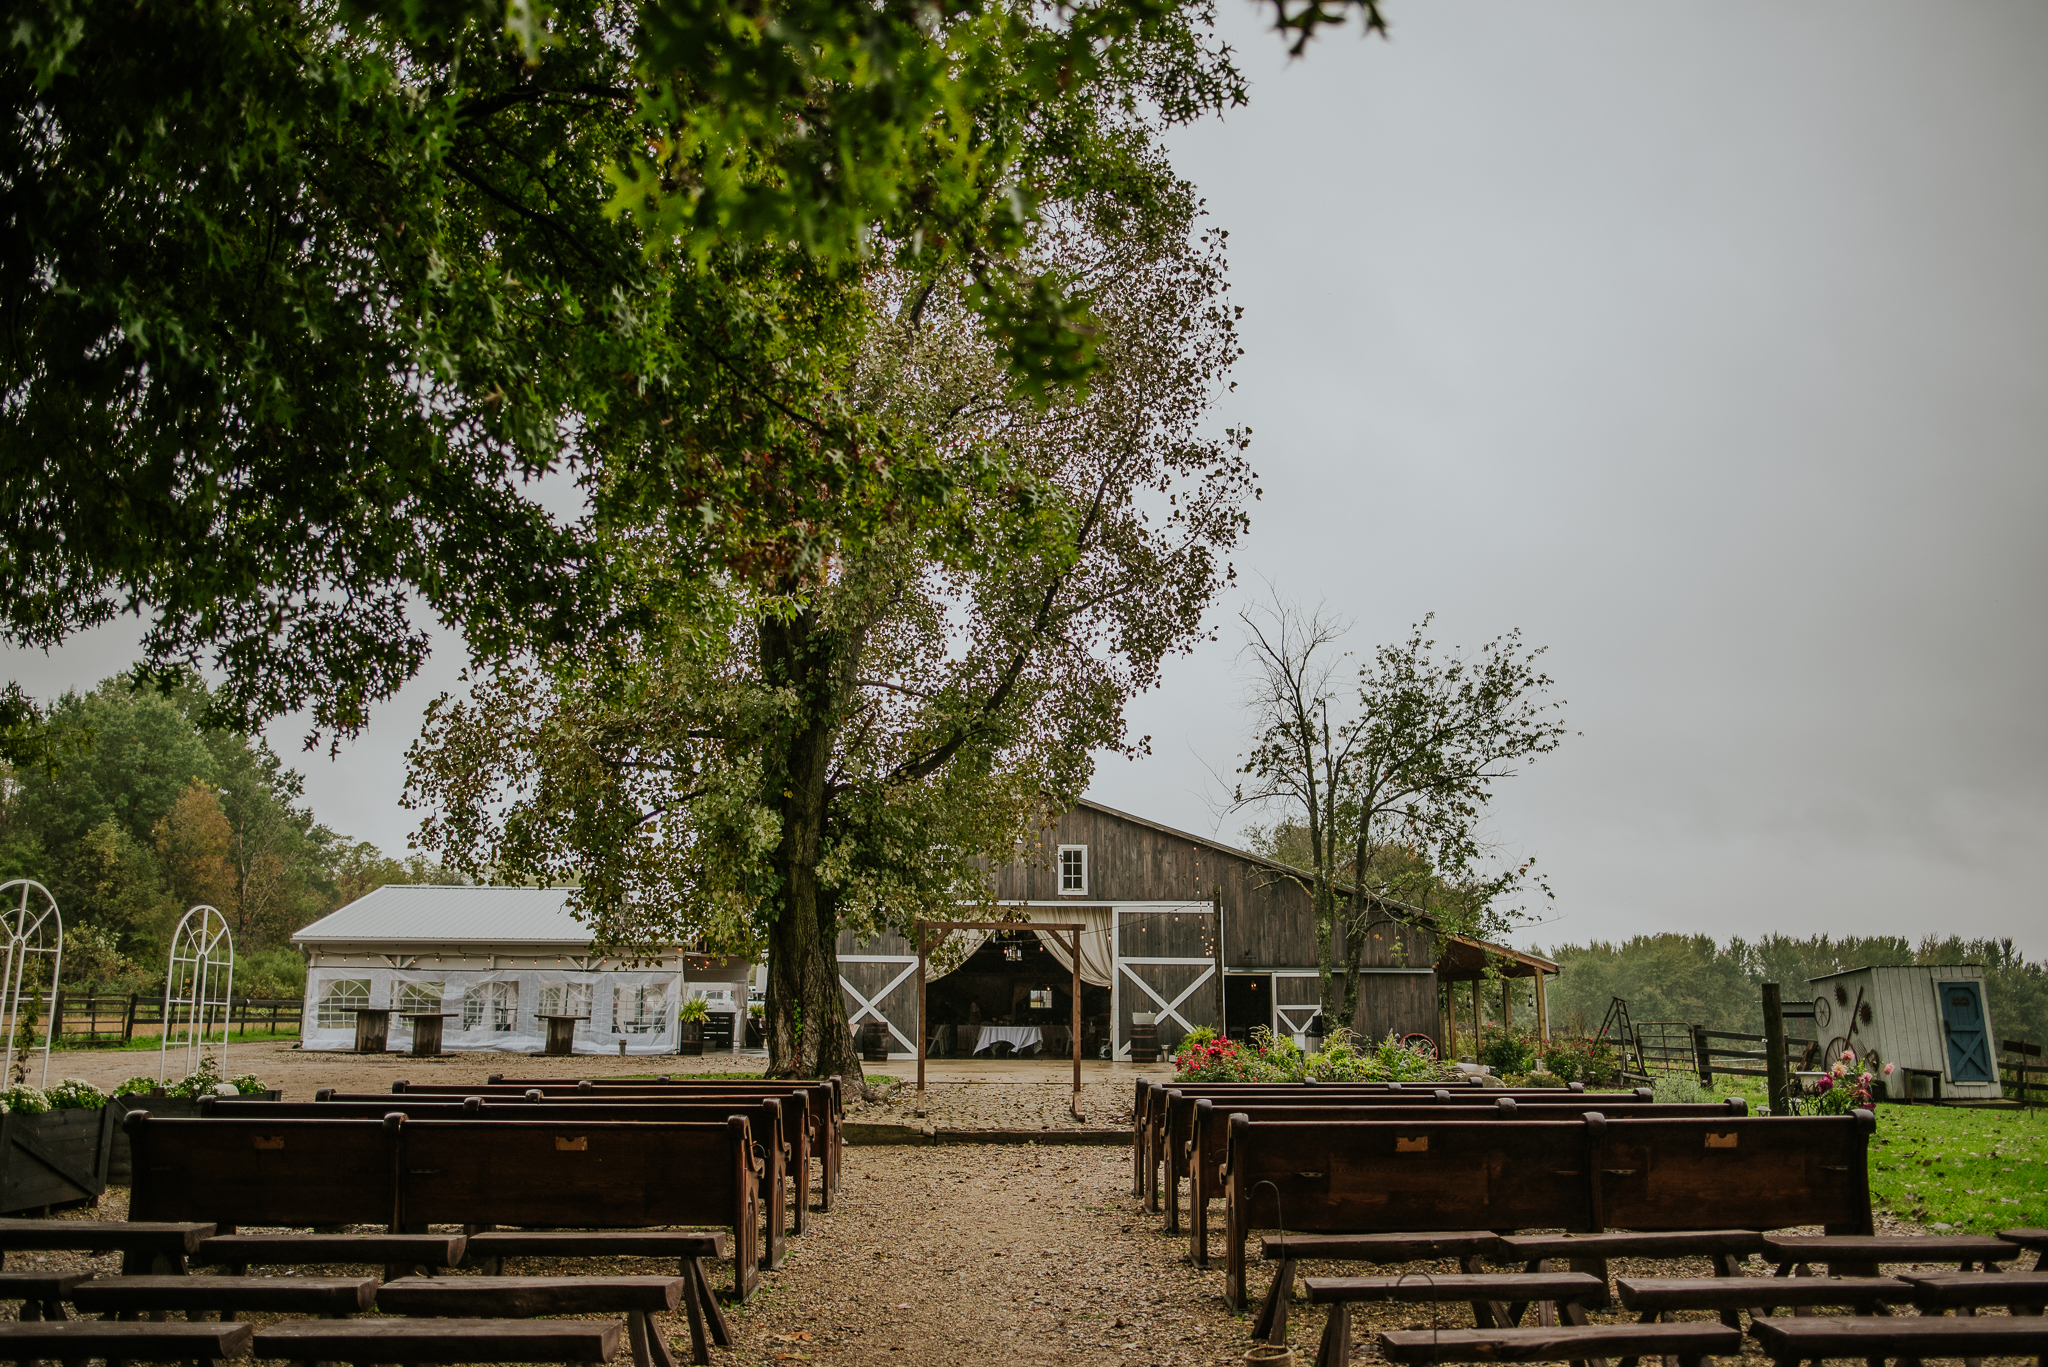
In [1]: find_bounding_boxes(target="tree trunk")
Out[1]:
[758,606,865,1083]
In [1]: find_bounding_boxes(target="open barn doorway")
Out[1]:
[1224,972,1272,1042]
[923,930,1112,1060]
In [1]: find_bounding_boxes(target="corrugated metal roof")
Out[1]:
[293,885,592,946]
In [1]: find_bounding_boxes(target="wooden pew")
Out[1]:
[377,1080,841,1212]
[257,1315,623,1364]
[1747,1313,2048,1364]
[1221,1111,1876,1326]
[457,1233,733,1365]
[1175,1095,1749,1254]
[1137,1082,1648,1211]
[1377,1320,1742,1367]
[71,1273,379,1321]
[0,1319,254,1360]
[379,1275,689,1367]
[124,1111,767,1302]
[204,1095,803,1261]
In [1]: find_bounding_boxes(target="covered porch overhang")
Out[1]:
[1432,935,1561,1053]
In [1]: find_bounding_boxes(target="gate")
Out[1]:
[1111,905,1217,1058]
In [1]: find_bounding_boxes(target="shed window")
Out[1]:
[1058,845,1088,896]
[463,981,518,1033]
[316,979,371,1029]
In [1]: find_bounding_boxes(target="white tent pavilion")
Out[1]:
[293,886,744,1055]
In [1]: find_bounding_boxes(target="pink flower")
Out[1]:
[1883,1062,1895,1075]
[1841,1050,1855,1062]
[1831,1061,1848,1077]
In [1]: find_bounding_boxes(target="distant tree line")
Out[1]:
[1532,932,2048,1054]
[0,673,447,997]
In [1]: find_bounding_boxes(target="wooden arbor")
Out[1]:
[913,921,1083,1121]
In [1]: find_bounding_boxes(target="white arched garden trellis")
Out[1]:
[0,879,62,1087]
[160,905,234,1084]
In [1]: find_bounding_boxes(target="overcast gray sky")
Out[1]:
[8,2,2045,956]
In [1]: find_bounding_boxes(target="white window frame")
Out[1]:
[395,981,445,1012]
[1057,844,1089,896]
[538,982,594,1021]
[316,979,371,1029]
[463,981,518,1033]
[614,983,668,1035]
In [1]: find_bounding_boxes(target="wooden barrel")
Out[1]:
[861,1021,890,1063]
[676,1018,705,1056]
[1129,1019,1160,1063]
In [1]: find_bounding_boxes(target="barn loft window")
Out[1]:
[316,979,371,1029]
[1058,845,1089,895]
[463,981,518,1032]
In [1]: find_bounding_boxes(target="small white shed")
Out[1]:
[1807,964,2001,1102]
[293,885,739,1055]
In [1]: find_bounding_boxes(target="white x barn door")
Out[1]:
[838,954,920,1053]
[1111,904,1218,1059]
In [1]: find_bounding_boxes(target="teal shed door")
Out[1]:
[1937,980,1994,1083]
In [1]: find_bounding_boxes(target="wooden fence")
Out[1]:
[2003,1038,2045,1106]
[1690,1000,1818,1084]
[44,993,304,1045]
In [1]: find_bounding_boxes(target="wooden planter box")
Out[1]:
[0,1106,117,1214]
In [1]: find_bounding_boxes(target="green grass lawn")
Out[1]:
[53,1028,302,1053]
[1868,1103,2048,1232]
[1696,1074,2048,1233]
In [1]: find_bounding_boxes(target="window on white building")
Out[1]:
[395,981,445,1013]
[537,982,594,1020]
[316,979,371,1029]
[463,981,518,1032]
[614,984,668,1035]
[1058,845,1088,895]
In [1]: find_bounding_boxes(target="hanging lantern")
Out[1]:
[1004,942,1024,962]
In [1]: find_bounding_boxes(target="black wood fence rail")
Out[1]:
[2003,1038,2045,1106]
[43,993,304,1045]
[1690,1013,1818,1084]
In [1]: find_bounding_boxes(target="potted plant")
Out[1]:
[105,1062,279,1183]
[0,1077,116,1214]
[677,998,708,1056]
[746,1003,765,1049]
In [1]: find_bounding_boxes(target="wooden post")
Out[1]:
[1693,1024,1713,1087]
[1502,979,1512,1032]
[1070,928,1082,1120]
[1471,980,1483,1053]
[1534,971,1550,1043]
[1762,981,1790,1115]
[1442,983,1456,1061]
[915,924,927,1119]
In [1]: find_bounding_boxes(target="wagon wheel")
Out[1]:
[1400,1032,1438,1059]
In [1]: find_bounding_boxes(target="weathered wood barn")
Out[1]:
[835,799,1556,1060]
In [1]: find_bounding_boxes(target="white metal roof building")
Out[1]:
[293,885,740,1055]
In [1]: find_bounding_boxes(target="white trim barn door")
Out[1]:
[1111,904,1218,1059]
[835,931,922,1056]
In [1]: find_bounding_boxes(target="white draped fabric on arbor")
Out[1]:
[1027,907,1114,987]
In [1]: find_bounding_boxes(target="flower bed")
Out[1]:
[1172,1027,1458,1084]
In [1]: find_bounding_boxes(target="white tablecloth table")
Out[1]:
[970,1025,1045,1055]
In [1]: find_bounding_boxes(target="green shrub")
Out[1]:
[113,1075,157,1097]
[44,1077,106,1110]
[1651,1073,1705,1104]
[1480,1026,1539,1077]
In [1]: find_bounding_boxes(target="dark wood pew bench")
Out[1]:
[1252,1233,1502,1344]
[1376,1320,1743,1367]
[0,1318,252,1360]
[1748,1312,2048,1365]
[1616,1274,1911,1329]
[1764,1233,2020,1277]
[0,1217,214,1274]
[210,1095,802,1261]
[257,1315,622,1364]
[72,1273,377,1320]
[2002,1227,2048,1271]
[380,1274,698,1367]
[1305,1271,1607,1367]
[460,1232,731,1362]
[0,1270,91,1320]
[1899,1269,2048,1313]
[194,1232,468,1281]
